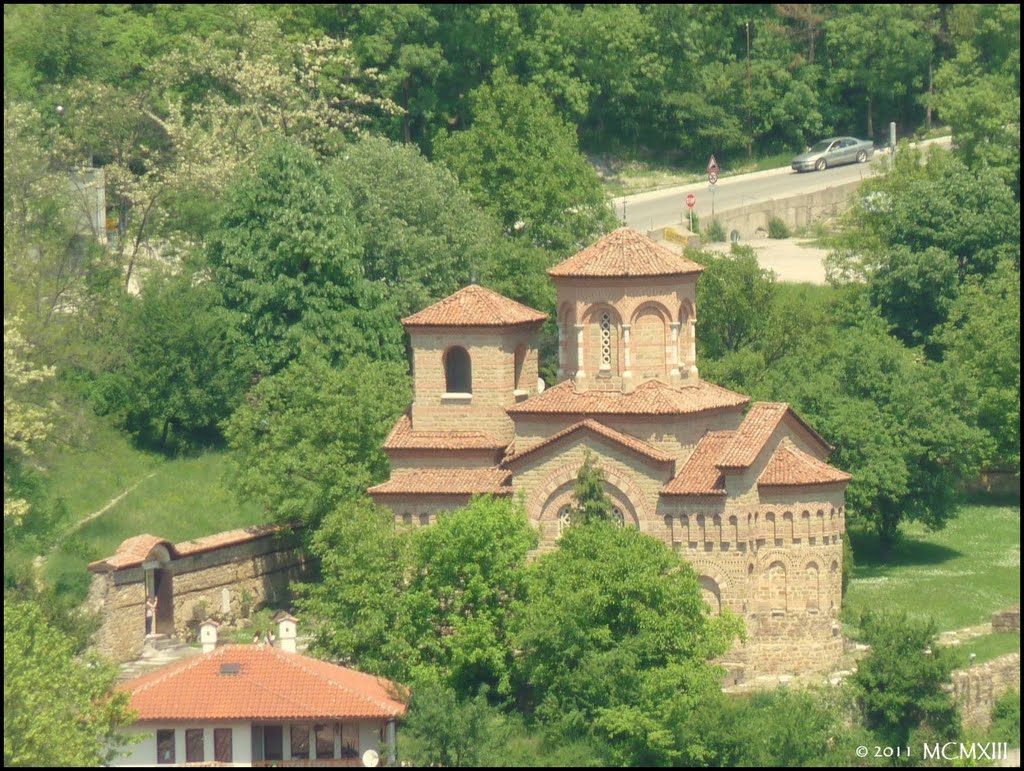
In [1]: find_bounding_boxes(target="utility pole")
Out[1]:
[746,20,752,159]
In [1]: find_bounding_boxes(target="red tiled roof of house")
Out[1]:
[548,228,705,278]
[88,526,287,573]
[504,419,675,466]
[120,645,407,722]
[758,439,851,488]
[402,284,547,327]
[661,431,733,496]
[507,379,749,416]
[383,414,506,451]
[716,403,831,469]
[367,468,512,496]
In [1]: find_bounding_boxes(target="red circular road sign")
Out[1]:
[708,171,719,185]
[685,193,697,209]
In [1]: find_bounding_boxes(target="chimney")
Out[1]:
[275,612,298,654]
[200,619,220,653]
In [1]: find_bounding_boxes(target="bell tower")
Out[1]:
[548,228,703,393]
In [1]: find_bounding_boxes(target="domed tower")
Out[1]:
[548,228,704,393]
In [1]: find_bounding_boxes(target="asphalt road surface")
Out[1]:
[615,137,952,232]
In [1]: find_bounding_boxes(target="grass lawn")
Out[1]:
[32,412,266,602]
[844,505,1020,634]
[950,632,1021,668]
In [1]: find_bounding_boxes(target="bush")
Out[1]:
[704,219,726,242]
[768,216,791,239]
[688,211,700,234]
[989,690,1020,745]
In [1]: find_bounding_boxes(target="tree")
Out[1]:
[4,594,135,766]
[224,353,410,529]
[332,136,505,319]
[89,273,253,447]
[694,245,778,359]
[206,139,404,373]
[513,521,742,760]
[435,71,615,255]
[852,611,960,747]
[570,450,614,525]
[302,495,537,696]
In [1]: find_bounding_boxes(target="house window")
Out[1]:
[214,728,233,763]
[291,724,310,759]
[444,346,472,393]
[263,725,283,761]
[185,728,204,763]
[157,729,175,764]
[341,723,359,758]
[315,724,335,759]
[599,313,612,368]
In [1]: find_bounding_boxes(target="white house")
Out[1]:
[114,617,406,767]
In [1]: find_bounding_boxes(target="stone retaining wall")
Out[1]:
[951,653,1020,728]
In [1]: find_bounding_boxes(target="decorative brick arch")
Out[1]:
[629,300,672,327]
[526,460,652,527]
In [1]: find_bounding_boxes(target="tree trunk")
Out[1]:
[926,58,934,131]
[402,79,412,145]
[161,418,171,447]
[867,95,873,139]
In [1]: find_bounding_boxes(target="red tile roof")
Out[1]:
[383,414,506,451]
[548,228,705,278]
[504,419,675,467]
[121,645,407,722]
[716,403,831,469]
[89,526,287,573]
[507,379,749,417]
[367,468,512,496]
[758,439,851,488]
[402,284,547,327]
[661,432,732,496]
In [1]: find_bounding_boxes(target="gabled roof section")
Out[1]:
[758,439,851,488]
[716,403,832,469]
[383,413,506,451]
[504,419,675,467]
[661,431,733,496]
[88,534,174,573]
[367,468,512,496]
[402,284,547,328]
[88,526,287,573]
[120,645,407,722]
[548,228,704,278]
[507,378,749,417]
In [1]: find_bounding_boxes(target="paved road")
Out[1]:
[615,137,952,232]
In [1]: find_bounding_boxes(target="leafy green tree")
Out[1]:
[332,136,505,319]
[570,450,614,525]
[852,612,960,747]
[89,273,253,447]
[937,260,1021,472]
[206,139,404,373]
[513,521,742,759]
[695,245,778,359]
[435,71,615,254]
[4,594,135,767]
[224,352,410,529]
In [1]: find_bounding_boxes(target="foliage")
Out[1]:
[513,520,742,761]
[570,450,615,525]
[851,611,960,747]
[435,71,615,255]
[694,246,777,359]
[303,495,537,696]
[767,216,791,239]
[225,352,409,530]
[206,139,404,373]
[88,273,253,447]
[703,219,726,242]
[988,691,1020,746]
[3,594,135,767]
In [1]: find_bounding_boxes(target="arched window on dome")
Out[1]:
[444,346,472,393]
[599,313,612,370]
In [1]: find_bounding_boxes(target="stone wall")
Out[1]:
[951,653,1021,728]
[991,605,1020,633]
[87,532,309,664]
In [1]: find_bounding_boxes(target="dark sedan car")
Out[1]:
[791,137,874,172]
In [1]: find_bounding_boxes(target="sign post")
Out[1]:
[707,155,719,223]
[685,193,696,232]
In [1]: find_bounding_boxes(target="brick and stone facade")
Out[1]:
[370,228,851,678]
[86,527,308,664]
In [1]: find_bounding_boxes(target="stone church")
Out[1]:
[369,228,850,677]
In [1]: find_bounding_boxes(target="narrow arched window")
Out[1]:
[445,346,472,393]
[514,344,526,391]
[600,313,612,368]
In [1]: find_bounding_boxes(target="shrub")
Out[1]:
[768,216,791,239]
[705,219,726,242]
[989,690,1020,745]
[688,212,700,234]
